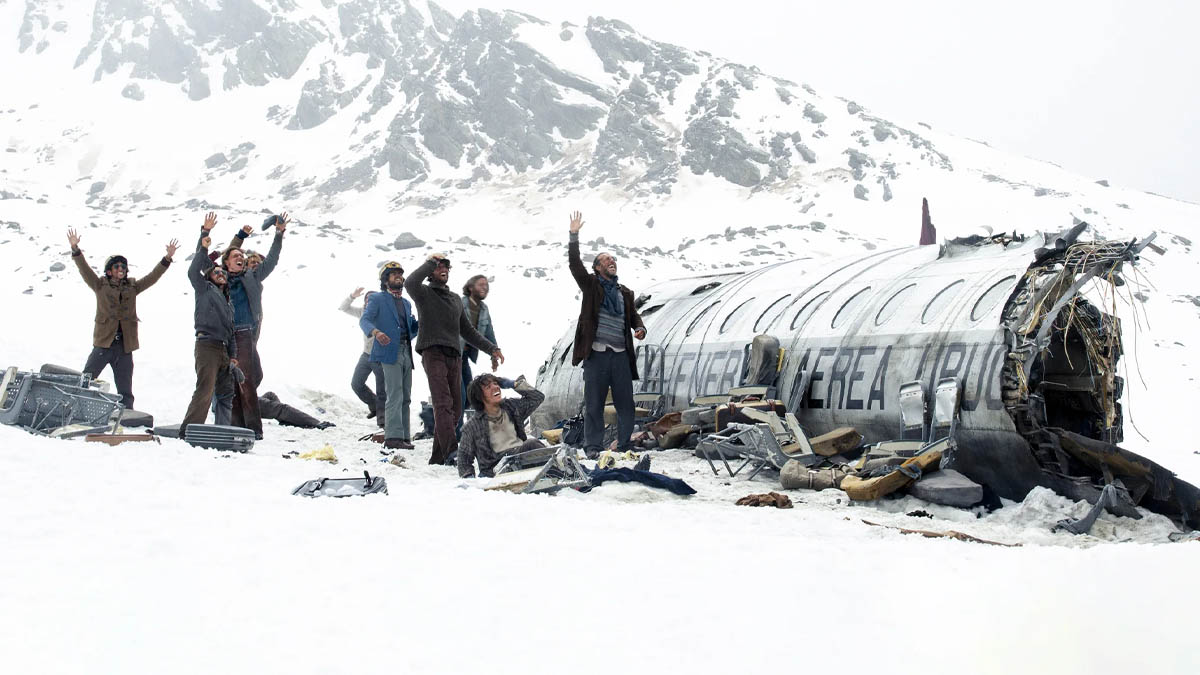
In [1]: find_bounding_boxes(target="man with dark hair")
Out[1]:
[567,211,646,458]
[457,374,545,478]
[66,227,178,410]
[182,212,237,432]
[456,274,498,435]
[405,254,504,465]
[219,213,288,439]
[361,262,419,450]
[340,286,386,426]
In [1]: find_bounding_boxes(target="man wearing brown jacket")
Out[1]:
[67,228,178,410]
[567,211,645,458]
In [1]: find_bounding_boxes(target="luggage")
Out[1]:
[809,427,864,457]
[293,471,388,498]
[182,423,256,452]
[714,400,786,431]
[120,409,154,428]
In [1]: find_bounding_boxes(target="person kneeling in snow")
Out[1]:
[457,374,546,479]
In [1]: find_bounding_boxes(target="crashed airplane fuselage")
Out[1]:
[535,224,1200,525]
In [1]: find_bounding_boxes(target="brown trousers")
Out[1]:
[182,340,232,430]
[231,329,263,436]
[421,346,462,465]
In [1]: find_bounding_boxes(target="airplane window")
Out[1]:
[875,284,917,326]
[790,291,829,331]
[755,294,791,332]
[832,287,873,328]
[691,281,722,295]
[922,280,965,324]
[971,275,1016,321]
[719,297,757,334]
[634,293,652,309]
[686,301,721,336]
[640,304,664,317]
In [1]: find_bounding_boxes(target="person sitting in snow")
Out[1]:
[66,228,178,411]
[181,212,237,433]
[457,373,546,479]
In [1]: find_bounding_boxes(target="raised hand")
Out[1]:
[569,211,584,234]
[241,225,253,236]
[351,287,364,298]
[201,236,212,249]
[202,212,217,231]
[276,211,290,233]
[166,239,179,259]
[67,228,81,249]
[427,252,445,262]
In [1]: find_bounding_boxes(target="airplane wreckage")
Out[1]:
[535,220,1200,528]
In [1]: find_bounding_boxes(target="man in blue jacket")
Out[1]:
[360,262,419,450]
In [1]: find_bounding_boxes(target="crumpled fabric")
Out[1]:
[300,445,337,463]
[735,492,794,509]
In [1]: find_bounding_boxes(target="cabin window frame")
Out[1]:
[831,287,873,329]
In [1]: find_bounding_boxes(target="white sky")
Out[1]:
[437,0,1200,204]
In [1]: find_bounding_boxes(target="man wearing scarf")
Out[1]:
[405,253,504,466]
[567,211,646,458]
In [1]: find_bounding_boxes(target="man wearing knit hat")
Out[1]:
[405,254,504,465]
[566,211,646,458]
[66,227,178,410]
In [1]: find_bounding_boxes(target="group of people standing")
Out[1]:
[66,210,649,479]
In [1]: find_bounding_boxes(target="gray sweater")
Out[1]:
[404,259,497,356]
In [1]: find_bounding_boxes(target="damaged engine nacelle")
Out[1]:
[535,223,1200,526]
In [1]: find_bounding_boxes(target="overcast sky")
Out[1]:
[437,0,1200,204]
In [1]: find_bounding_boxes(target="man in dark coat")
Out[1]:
[181,212,237,432]
[405,253,504,465]
[457,374,545,478]
[67,227,178,410]
[567,211,646,458]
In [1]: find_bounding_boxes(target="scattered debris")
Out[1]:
[862,520,1020,547]
[299,445,337,463]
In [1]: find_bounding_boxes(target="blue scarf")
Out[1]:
[598,275,624,317]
